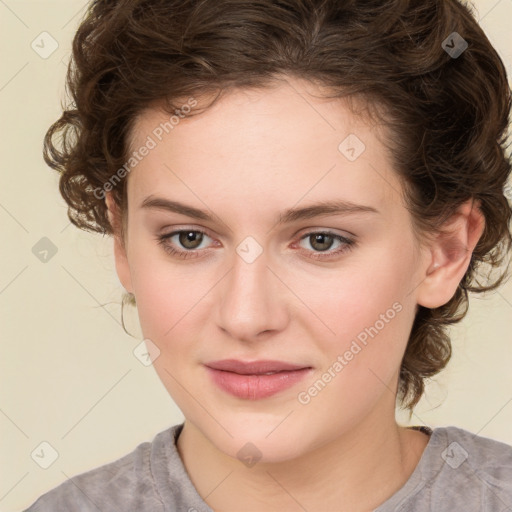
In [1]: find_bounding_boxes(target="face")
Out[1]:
[112,77,430,463]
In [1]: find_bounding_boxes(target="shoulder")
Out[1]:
[437,425,512,481]
[411,426,512,511]
[440,425,512,463]
[23,425,181,512]
[377,425,512,512]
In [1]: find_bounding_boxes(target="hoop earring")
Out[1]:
[121,292,137,338]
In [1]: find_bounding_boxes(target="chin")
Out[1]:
[201,415,314,464]
[223,436,305,465]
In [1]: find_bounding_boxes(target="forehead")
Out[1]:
[126,79,403,217]
[130,79,380,152]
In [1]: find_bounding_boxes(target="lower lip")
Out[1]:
[205,366,312,400]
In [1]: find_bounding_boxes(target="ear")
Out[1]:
[105,192,134,294]
[416,198,485,309]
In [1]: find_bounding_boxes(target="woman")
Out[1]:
[27,0,512,510]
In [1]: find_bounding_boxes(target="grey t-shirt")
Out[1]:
[24,423,512,512]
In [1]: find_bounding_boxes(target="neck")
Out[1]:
[176,397,429,512]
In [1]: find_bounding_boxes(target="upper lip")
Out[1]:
[205,359,311,375]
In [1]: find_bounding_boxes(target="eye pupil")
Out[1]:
[311,233,333,251]
[179,231,203,249]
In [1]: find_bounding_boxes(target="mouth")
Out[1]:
[204,359,313,400]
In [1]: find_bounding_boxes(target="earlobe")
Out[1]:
[105,192,134,294]
[416,199,485,309]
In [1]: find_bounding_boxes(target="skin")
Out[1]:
[106,76,484,511]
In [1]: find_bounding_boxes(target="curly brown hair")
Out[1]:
[44,0,512,413]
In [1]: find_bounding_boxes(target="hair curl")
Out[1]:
[44,0,512,413]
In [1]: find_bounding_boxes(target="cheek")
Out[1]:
[295,251,413,342]
[297,284,415,428]
[128,248,200,340]
[299,245,417,381]
[131,262,206,405]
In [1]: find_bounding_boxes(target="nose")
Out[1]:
[216,248,289,343]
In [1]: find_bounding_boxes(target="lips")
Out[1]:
[205,359,310,375]
[205,359,312,400]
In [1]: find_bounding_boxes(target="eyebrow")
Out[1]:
[140,195,379,227]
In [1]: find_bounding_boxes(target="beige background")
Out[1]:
[1,1,511,510]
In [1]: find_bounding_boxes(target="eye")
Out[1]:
[156,229,215,259]
[295,231,355,260]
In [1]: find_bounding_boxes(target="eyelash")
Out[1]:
[156,228,356,261]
